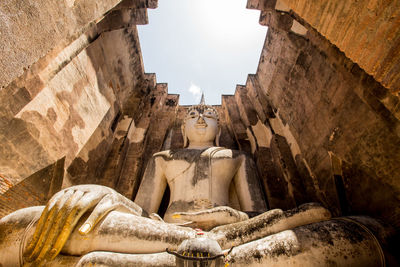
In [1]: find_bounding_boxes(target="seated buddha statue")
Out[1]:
[0,99,391,267]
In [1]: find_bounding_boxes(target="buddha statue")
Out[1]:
[0,98,391,266]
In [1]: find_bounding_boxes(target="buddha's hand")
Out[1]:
[23,184,143,266]
[173,206,249,230]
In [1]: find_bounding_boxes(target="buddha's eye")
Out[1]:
[189,111,197,118]
[204,110,216,118]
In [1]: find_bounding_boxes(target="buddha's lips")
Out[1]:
[195,124,207,128]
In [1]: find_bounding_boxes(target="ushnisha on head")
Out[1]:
[182,94,221,148]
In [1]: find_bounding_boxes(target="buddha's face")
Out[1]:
[185,108,219,145]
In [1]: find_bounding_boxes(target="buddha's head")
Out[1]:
[182,96,220,148]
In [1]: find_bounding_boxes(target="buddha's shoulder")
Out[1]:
[152,147,246,161]
[153,149,205,160]
[208,147,246,159]
[152,149,202,163]
[152,150,173,160]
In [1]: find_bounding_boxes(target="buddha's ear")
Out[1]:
[215,127,221,147]
[181,124,188,148]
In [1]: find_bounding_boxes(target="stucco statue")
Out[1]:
[0,98,390,266]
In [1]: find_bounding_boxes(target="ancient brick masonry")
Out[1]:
[0,0,157,212]
[0,158,64,218]
[280,0,400,94]
[246,0,400,229]
[116,83,180,199]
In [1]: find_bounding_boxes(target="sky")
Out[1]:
[137,0,268,105]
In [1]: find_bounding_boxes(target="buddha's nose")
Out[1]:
[197,114,206,124]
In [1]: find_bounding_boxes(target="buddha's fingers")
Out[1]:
[175,210,218,223]
[149,213,164,222]
[34,190,84,264]
[175,206,248,224]
[24,191,65,256]
[119,195,143,216]
[47,192,106,261]
[25,190,75,262]
[23,206,49,256]
[213,206,248,222]
[78,194,140,235]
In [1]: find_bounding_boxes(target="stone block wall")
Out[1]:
[0,0,156,214]
[279,0,400,94]
[0,0,154,91]
[245,0,400,228]
[0,158,64,218]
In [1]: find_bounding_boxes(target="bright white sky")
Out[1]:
[137,0,268,105]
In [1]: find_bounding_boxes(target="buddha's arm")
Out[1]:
[134,155,167,214]
[234,154,267,212]
[173,206,249,231]
[63,210,194,255]
[0,207,194,266]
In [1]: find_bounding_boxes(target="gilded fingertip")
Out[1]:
[172,214,181,219]
[79,222,91,235]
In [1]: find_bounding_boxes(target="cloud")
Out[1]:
[188,82,202,102]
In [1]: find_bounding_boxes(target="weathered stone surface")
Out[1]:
[234,85,258,127]
[254,18,400,225]
[279,0,400,93]
[222,95,252,153]
[113,84,179,199]
[270,134,308,206]
[97,116,133,188]
[0,0,157,92]
[0,17,148,187]
[227,217,386,266]
[341,159,400,228]
[255,147,288,209]
[259,9,294,31]
[167,106,186,150]
[114,114,151,198]
[0,0,121,90]
[134,85,178,196]
[65,109,115,187]
[245,74,274,122]
[294,154,323,205]
[97,8,149,32]
[0,157,64,217]
[214,106,237,149]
